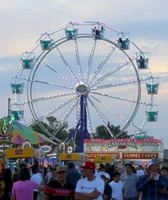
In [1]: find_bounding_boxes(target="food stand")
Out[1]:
[84,138,163,166]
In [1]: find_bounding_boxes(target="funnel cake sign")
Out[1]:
[84,138,163,153]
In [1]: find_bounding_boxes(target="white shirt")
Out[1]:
[75,176,105,200]
[31,172,42,192]
[109,180,123,200]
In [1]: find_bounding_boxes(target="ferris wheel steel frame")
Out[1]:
[11,21,157,152]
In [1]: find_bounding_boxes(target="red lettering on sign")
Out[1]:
[122,153,158,159]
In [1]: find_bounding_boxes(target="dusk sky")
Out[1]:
[0,0,168,147]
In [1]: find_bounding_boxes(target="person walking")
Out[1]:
[31,164,42,200]
[109,171,123,200]
[45,165,75,200]
[75,161,105,200]
[67,162,81,187]
[122,163,139,200]
[11,167,44,200]
[44,166,53,185]
[2,168,13,200]
[101,172,112,200]
[137,158,167,200]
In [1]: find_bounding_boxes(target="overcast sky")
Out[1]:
[0,0,168,147]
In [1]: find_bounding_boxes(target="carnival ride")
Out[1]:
[10,21,159,152]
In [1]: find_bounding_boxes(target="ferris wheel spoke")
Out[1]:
[16,75,74,90]
[42,62,75,86]
[53,45,79,82]
[90,94,145,138]
[84,40,97,83]
[12,93,74,107]
[73,40,84,81]
[30,91,76,103]
[88,96,114,137]
[29,95,77,126]
[90,57,137,88]
[74,100,80,128]
[90,91,152,106]
[138,115,148,131]
[90,95,130,126]
[91,76,153,91]
[88,46,116,86]
[86,104,94,138]
[34,79,74,90]
[64,98,81,142]
[52,98,80,138]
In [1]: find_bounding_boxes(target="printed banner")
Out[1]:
[84,138,163,153]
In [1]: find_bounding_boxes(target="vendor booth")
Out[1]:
[84,138,163,166]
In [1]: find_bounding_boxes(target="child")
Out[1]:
[101,172,112,200]
[109,172,123,200]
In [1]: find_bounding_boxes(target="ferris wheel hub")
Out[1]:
[76,82,88,94]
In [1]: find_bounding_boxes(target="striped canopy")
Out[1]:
[10,121,56,145]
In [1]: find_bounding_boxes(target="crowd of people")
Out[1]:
[0,158,167,200]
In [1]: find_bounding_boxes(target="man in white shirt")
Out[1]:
[75,161,105,200]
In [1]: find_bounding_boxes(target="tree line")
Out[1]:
[32,116,129,143]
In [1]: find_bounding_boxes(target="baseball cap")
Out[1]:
[80,161,96,170]
[147,158,162,169]
[101,172,111,180]
[56,166,67,173]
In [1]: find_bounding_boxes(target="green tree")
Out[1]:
[95,122,129,139]
[32,121,48,136]
[32,116,69,141]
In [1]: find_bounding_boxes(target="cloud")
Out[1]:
[0,0,168,146]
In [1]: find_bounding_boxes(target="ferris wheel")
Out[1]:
[10,21,159,152]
